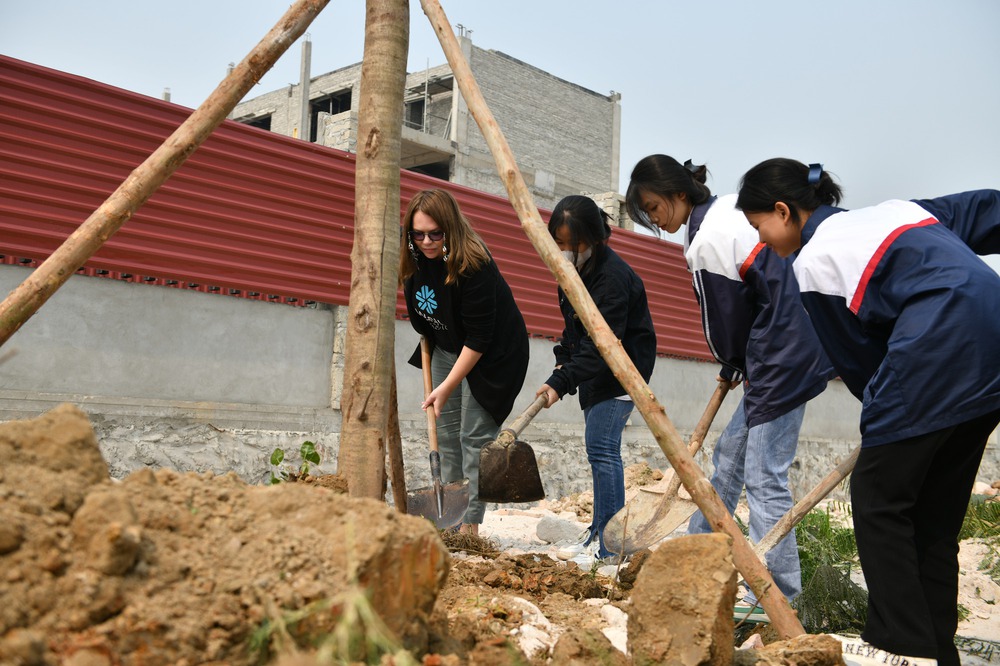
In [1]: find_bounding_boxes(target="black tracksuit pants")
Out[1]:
[852,408,1000,665]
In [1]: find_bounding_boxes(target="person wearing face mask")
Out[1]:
[537,195,657,565]
[400,188,529,536]
[625,154,834,622]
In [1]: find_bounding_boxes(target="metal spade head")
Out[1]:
[602,486,699,556]
[406,478,470,529]
[479,435,545,503]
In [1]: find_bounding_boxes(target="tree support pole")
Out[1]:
[420,0,805,639]
[0,0,330,347]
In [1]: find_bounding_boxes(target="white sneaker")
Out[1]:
[593,552,628,568]
[556,529,593,561]
[828,634,938,666]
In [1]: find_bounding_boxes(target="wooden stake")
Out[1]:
[0,0,330,348]
[420,0,806,639]
[387,356,409,512]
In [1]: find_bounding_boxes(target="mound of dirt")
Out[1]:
[0,404,448,665]
[4,404,996,666]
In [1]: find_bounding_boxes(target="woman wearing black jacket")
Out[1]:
[401,189,529,536]
[537,195,656,564]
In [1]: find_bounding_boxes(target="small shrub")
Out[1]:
[792,507,867,634]
[269,440,321,484]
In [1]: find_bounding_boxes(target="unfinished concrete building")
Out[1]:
[231,31,624,214]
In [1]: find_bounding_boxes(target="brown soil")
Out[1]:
[0,404,643,666]
[2,405,996,666]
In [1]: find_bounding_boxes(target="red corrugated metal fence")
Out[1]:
[0,55,710,361]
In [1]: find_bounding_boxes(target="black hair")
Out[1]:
[548,195,612,273]
[736,158,844,224]
[625,154,713,233]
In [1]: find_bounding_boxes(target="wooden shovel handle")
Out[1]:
[503,394,548,440]
[663,379,730,496]
[753,445,860,558]
[420,337,439,454]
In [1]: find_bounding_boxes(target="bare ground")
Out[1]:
[1,404,998,665]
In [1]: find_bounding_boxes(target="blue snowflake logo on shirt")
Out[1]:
[415,285,438,314]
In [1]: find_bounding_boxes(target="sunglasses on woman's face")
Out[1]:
[410,230,445,242]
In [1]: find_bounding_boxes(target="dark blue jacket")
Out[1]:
[792,190,1000,446]
[545,245,656,409]
[686,194,833,427]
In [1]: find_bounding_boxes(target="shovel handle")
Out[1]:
[753,445,859,558]
[663,379,730,496]
[420,337,439,454]
[501,393,548,441]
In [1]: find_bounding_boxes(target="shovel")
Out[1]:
[603,379,730,555]
[732,445,860,603]
[478,394,546,503]
[406,337,470,529]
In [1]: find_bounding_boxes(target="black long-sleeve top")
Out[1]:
[404,254,529,425]
[544,246,656,410]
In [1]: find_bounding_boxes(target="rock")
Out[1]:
[535,514,586,544]
[628,533,738,665]
[733,634,847,666]
[550,629,630,666]
[972,481,996,496]
[615,548,650,589]
[599,603,629,654]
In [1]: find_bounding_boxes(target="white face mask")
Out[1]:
[561,247,593,270]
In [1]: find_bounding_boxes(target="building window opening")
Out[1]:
[240,114,272,131]
[406,160,450,181]
[404,99,425,131]
[310,90,352,142]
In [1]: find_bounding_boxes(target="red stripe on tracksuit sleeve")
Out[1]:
[849,218,938,314]
[739,242,765,280]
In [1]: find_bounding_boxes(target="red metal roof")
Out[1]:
[0,54,710,361]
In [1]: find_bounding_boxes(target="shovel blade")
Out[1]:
[406,478,470,529]
[602,490,699,556]
[479,439,545,503]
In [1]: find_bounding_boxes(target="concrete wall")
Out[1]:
[2,265,996,504]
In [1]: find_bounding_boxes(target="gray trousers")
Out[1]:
[430,347,500,524]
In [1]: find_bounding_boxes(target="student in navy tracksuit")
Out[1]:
[537,195,657,564]
[738,158,1000,665]
[626,155,833,620]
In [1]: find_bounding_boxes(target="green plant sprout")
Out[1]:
[269,440,321,484]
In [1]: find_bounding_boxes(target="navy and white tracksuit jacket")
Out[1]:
[686,194,833,428]
[792,190,1000,447]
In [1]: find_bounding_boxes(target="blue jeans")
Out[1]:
[585,398,634,559]
[431,347,499,524]
[688,396,805,602]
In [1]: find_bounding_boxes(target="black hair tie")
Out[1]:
[683,159,698,174]
[807,163,823,185]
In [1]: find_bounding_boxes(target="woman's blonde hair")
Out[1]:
[399,188,490,285]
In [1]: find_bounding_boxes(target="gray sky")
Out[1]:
[3,1,998,258]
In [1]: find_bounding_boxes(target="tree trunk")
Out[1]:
[338,0,409,499]
[420,0,806,639]
[0,0,329,348]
